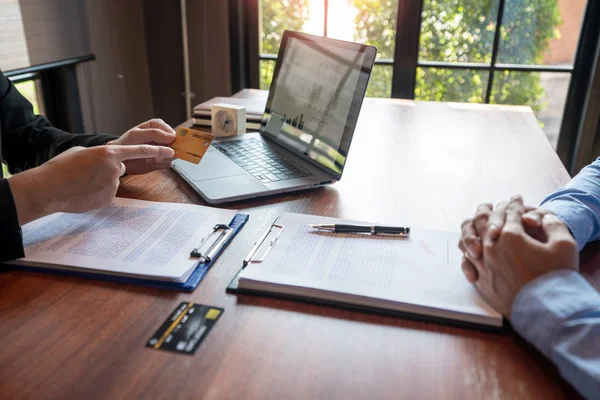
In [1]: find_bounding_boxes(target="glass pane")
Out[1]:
[415,68,489,103]
[365,65,393,97]
[327,0,399,60]
[259,59,276,91]
[498,0,587,66]
[260,0,324,55]
[419,0,500,63]
[15,80,41,114]
[491,71,570,148]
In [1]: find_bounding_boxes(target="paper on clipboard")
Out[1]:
[12,198,237,283]
[237,212,502,327]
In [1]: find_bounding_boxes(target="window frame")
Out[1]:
[4,54,95,133]
[8,72,46,117]
[241,0,600,171]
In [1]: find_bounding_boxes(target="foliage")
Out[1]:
[15,80,40,114]
[259,0,562,110]
[260,0,312,55]
[417,0,561,109]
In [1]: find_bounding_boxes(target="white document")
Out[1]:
[238,213,502,327]
[12,197,237,282]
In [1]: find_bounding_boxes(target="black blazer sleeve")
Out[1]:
[0,70,117,262]
[0,71,116,174]
[0,179,25,261]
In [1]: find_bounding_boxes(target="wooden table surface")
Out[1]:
[0,90,585,399]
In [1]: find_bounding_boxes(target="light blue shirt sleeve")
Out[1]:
[510,159,600,399]
[511,271,600,400]
[540,157,600,251]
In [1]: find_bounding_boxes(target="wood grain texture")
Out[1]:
[80,0,154,135]
[142,0,186,127]
[0,93,581,399]
[186,1,233,105]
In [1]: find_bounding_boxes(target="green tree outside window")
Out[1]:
[260,0,562,110]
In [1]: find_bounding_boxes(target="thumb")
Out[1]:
[541,214,573,245]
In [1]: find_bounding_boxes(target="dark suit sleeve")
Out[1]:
[0,179,24,261]
[0,71,116,174]
[0,70,118,262]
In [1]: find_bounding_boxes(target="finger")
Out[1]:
[461,256,479,283]
[139,118,176,134]
[487,201,508,242]
[128,128,176,145]
[460,219,482,259]
[472,203,493,242]
[147,159,174,170]
[109,144,175,161]
[522,208,554,229]
[458,238,468,255]
[504,195,526,231]
[120,162,126,177]
[541,214,574,245]
[151,156,177,163]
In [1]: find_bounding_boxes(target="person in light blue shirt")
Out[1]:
[459,158,600,400]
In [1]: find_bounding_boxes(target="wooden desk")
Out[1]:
[0,91,583,399]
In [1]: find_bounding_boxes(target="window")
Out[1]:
[11,73,44,116]
[259,0,399,97]
[3,74,45,177]
[417,0,586,148]
[258,0,589,149]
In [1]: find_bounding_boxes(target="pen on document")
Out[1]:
[307,224,410,236]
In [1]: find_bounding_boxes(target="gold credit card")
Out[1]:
[170,127,215,164]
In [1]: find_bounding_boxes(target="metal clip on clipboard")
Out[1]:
[243,223,284,267]
[190,224,234,262]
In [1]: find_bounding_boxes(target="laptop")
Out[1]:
[173,30,377,204]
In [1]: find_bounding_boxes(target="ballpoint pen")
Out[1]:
[307,224,410,236]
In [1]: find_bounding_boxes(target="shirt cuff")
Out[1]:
[0,178,25,261]
[541,192,600,251]
[511,270,600,359]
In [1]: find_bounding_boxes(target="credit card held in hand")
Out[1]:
[170,127,215,164]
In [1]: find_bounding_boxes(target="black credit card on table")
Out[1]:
[147,302,223,355]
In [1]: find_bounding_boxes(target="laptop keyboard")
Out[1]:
[213,139,312,183]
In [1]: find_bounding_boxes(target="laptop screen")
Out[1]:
[260,31,377,179]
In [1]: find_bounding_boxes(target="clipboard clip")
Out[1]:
[190,224,234,263]
[243,223,284,267]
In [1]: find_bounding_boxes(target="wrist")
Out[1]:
[7,166,62,225]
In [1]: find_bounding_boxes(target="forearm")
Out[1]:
[511,271,600,400]
[7,167,60,226]
[3,122,116,174]
[541,157,600,250]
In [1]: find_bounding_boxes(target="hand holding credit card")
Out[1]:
[170,127,215,164]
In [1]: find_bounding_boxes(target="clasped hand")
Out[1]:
[458,196,579,317]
